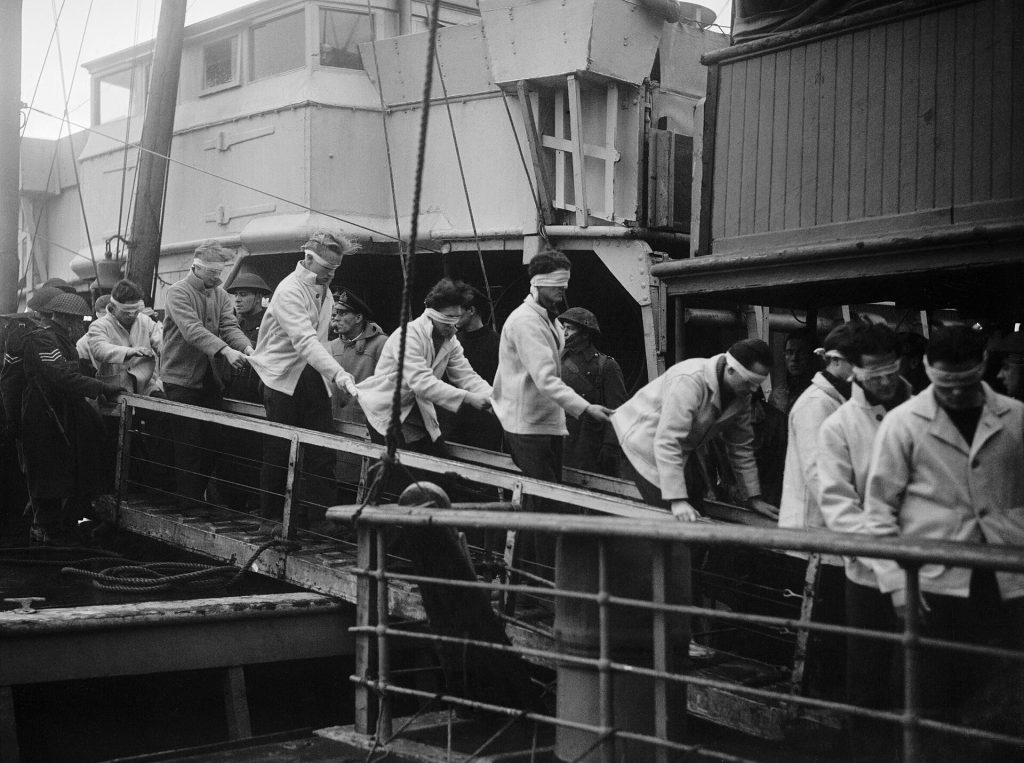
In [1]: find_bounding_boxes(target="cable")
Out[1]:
[51,0,100,282]
[362,0,407,275]
[27,107,444,255]
[422,1,497,333]
[19,0,69,140]
[383,0,443,468]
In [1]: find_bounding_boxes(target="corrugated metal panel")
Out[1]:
[709,0,1023,254]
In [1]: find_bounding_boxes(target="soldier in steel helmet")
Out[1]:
[558,307,627,477]
[224,272,272,403]
[20,290,121,544]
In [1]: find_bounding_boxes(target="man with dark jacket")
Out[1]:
[558,307,627,477]
[223,272,271,404]
[21,290,120,544]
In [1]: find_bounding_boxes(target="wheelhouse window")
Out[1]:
[319,9,372,69]
[96,69,137,124]
[251,10,306,80]
[202,37,239,91]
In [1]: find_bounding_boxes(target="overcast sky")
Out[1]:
[19,0,733,140]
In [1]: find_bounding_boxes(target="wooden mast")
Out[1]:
[124,0,187,300]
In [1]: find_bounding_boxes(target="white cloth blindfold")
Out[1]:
[924,358,986,388]
[193,258,229,273]
[725,351,768,384]
[530,270,571,288]
[305,248,336,269]
[852,359,901,381]
[424,307,461,326]
[110,298,145,311]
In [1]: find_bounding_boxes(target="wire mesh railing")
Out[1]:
[327,504,1024,763]
[108,395,1024,760]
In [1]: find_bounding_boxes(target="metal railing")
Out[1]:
[327,504,1024,762]
[107,395,1024,760]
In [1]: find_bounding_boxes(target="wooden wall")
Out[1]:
[709,0,1024,254]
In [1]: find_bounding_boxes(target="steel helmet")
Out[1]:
[558,307,601,334]
[226,272,272,294]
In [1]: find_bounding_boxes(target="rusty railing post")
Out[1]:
[376,529,393,740]
[901,563,923,761]
[113,399,134,525]
[651,540,669,763]
[597,537,614,763]
[281,435,302,540]
[354,524,378,735]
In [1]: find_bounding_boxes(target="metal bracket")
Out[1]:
[4,597,45,614]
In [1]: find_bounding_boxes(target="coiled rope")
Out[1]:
[59,538,300,594]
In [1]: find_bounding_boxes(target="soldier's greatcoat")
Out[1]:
[21,324,108,500]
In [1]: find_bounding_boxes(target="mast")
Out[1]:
[124,0,187,299]
[0,0,23,313]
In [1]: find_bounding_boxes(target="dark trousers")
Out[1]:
[367,426,451,501]
[503,432,564,572]
[623,457,705,513]
[163,381,223,507]
[916,569,1024,762]
[845,578,900,763]
[260,366,336,520]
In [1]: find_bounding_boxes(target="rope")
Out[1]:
[363,0,407,278]
[381,0,444,480]
[497,88,552,250]
[422,1,497,334]
[19,0,68,140]
[60,538,300,593]
[114,0,146,260]
[27,107,444,255]
[50,0,100,282]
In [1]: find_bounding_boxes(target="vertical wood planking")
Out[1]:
[848,30,870,220]
[881,21,904,216]
[915,11,937,211]
[769,49,791,231]
[724,61,748,237]
[864,25,887,217]
[739,57,761,235]
[832,34,853,222]
[899,17,920,214]
[1011,0,1024,197]
[754,53,776,233]
[785,46,806,230]
[970,0,993,202]
[952,3,975,208]
[800,42,821,228]
[933,8,956,210]
[990,0,1014,199]
[712,64,733,240]
[816,37,837,225]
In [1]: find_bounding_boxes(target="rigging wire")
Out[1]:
[18,0,69,141]
[497,87,552,250]
[114,0,147,260]
[379,0,444,483]
[27,107,445,256]
[50,0,100,283]
[421,0,497,334]
[362,0,408,278]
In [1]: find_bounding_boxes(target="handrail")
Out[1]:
[116,394,668,520]
[326,505,1024,573]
